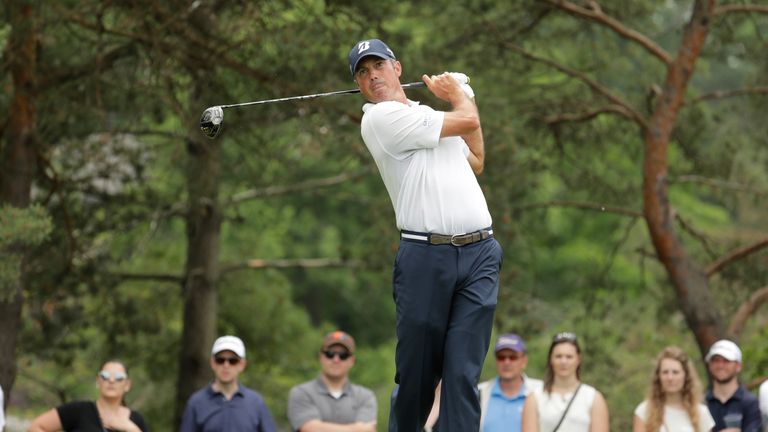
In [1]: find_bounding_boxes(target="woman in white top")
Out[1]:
[522,332,609,432]
[633,346,715,432]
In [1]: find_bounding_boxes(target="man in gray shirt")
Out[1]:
[287,331,377,432]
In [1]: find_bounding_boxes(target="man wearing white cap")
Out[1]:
[180,335,277,432]
[704,339,762,432]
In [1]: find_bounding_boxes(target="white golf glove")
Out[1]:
[446,72,474,99]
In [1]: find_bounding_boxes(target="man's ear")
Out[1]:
[394,60,402,78]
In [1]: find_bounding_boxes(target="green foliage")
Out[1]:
[4,1,768,432]
[0,205,52,300]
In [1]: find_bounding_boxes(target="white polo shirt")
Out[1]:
[361,99,492,234]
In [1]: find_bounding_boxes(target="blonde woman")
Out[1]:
[633,346,714,432]
[522,332,609,432]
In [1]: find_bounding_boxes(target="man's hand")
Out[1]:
[422,73,467,104]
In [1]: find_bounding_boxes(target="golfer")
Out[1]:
[348,38,503,432]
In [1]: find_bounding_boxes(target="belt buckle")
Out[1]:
[450,234,463,246]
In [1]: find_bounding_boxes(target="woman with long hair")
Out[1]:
[633,346,714,432]
[521,332,609,432]
[28,359,149,432]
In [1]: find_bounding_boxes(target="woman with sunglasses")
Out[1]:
[28,359,148,432]
[633,346,714,432]
[521,332,609,432]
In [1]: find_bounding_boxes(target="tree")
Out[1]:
[0,0,41,400]
[500,0,768,356]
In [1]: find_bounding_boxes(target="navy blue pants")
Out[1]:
[388,236,502,432]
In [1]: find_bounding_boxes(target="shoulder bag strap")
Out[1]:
[552,384,582,432]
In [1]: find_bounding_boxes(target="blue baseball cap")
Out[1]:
[348,39,396,77]
[494,333,526,353]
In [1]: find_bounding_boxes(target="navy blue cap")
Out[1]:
[348,39,396,77]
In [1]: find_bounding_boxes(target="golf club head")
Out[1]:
[199,106,224,139]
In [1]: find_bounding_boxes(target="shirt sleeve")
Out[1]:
[699,405,715,432]
[56,401,94,430]
[633,400,647,421]
[287,386,322,431]
[179,397,197,432]
[255,398,278,432]
[355,387,378,423]
[365,101,444,158]
[744,395,763,432]
[0,385,5,430]
[129,410,150,432]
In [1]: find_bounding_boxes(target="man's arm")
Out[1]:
[298,419,376,432]
[743,395,763,432]
[422,73,484,173]
[422,74,480,138]
[462,122,484,174]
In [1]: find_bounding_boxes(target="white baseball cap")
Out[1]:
[705,339,742,363]
[211,335,246,358]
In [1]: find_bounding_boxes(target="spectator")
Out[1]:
[521,332,609,432]
[633,346,714,432]
[28,359,148,432]
[0,384,5,432]
[180,335,277,432]
[705,339,762,432]
[478,333,542,432]
[287,330,377,432]
[759,379,768,432]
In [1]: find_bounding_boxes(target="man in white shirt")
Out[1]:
[348,38,503,432]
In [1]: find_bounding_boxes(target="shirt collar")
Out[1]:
[706,385,746,403]
[490,375,528,399]
[207,382,244,398]
[313,375,351,396]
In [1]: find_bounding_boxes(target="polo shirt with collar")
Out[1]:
[287,376,377,431]
[180,383,277,432]
[706,385,763,432]
[481,377,528,432]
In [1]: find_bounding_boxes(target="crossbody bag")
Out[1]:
[552,383,582,432]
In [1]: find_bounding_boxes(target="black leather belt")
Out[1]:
[400,228,493,246]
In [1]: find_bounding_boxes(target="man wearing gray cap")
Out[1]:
[347,37,502,432]
[180,335,277,432]
[704,339,762,432]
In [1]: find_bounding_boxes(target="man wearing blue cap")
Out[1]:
[478,334,542,432]
[347,38,503,432]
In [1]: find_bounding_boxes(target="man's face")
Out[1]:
[707,355,741,384]
[210,350,245,385]
[354,56,402,103]
[495,348,527,381]
[319,344,355,381]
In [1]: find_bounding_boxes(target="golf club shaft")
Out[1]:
[219,81,426,110]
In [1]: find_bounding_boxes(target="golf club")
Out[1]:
[199,74,469,138]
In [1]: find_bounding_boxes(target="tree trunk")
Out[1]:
[0,0,39,403]
[643,0,723,358]
[173,83,222,426]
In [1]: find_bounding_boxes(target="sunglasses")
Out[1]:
[322,350,352,361]
[496,353,524,362]
[552,332,577,343]
[214,356,241,366]
[98,371,127,382]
